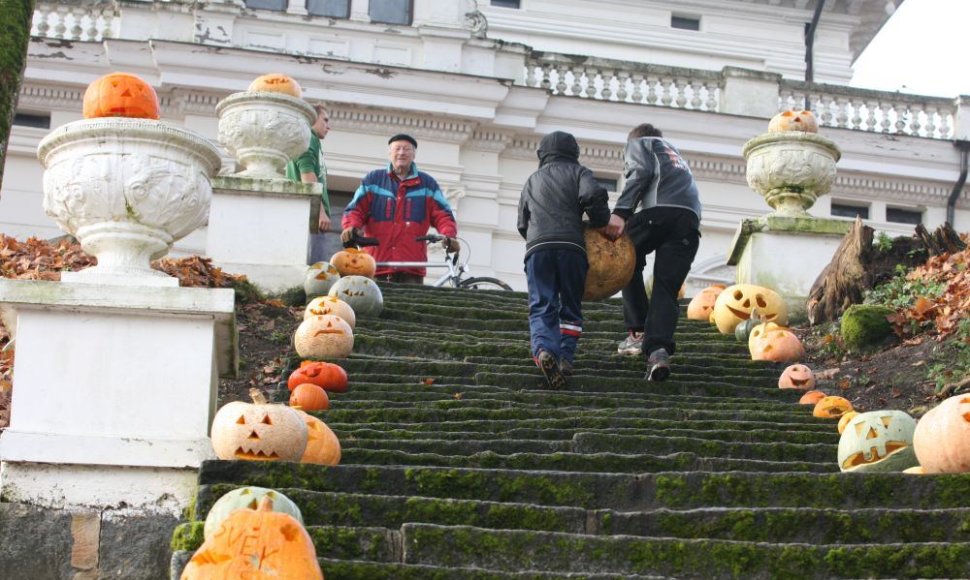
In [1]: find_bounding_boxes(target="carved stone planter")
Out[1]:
[37,118,222,285]
[216,92,315,179]
[742,132,841,218]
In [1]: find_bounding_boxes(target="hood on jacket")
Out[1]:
[537,131,580,167]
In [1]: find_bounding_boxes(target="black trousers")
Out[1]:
[621,207,700,357]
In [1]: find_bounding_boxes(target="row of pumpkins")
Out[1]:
[689,283,967,476]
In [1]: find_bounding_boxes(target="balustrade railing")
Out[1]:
[31,1,117,42]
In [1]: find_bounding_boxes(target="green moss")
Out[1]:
[170,521,204,552]
[840,304,895,351]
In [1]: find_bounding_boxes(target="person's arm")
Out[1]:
[612,139,657,220]
[426,179,458,238]
[517,180,531,239]
[577,167,610,229]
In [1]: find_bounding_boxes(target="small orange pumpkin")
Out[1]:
[181,496,323,579]
[812,396,853,419]
[330,248,377,279]
[768,109,818,133]
[799,390,826,405]
[82,72,160,120]
[296,409,342,466]
[837,411,859,434]
[748,322,805,363]
[686,284,726,321]
[288,361,349,393]
[778,364,815,390]
[290,383,330,411]
[247,73,302,98]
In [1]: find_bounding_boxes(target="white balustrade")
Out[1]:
[31,1,116,42]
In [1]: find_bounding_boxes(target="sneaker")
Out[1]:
[617,332,644,355]
[645,348,671,382]
[536,350,567,390]
[559,359,574,377]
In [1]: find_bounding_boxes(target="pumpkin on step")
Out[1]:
[296,409,342,466]
[686,284,726,321]
[812,396,853,419]
[748,321,804,363]
[798,390,826,405]
[247,73,303,98]
[210,389,308,462]
[181,496,323,580]
[712,284,788,335]
[778,364,815,390]
[290,383,330,411]
[82,72,160,120]
[304,262,341,299]
[328,275,384,317]
[202,486,304,541]
[837,411,859,434]
[838,410,918,473]
[294,314,354,359]
[913,395,970,473]
[287,361,349,393]
[330,247,377,279]
[305,295,356,329]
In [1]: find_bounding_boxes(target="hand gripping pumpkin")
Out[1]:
[210,389,308,462]
[330,247,377,279]
[913,395,970,473]
[296,409,342,466]
[712,284,788,335]
[247,73,303,98]
[838,410,918,473]
[304,261,341,299]
[290,383,330,411]
[82,72,160,120]
[778,364,816,390]
[181,496,323,580]
[305,295,356,330]
[686,284,726,321]
[294,314,354,359]
[768,109,818,133]
[203,487,304,541]
[287,361,349,393]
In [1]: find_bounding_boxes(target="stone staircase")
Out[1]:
[170,284,970,579]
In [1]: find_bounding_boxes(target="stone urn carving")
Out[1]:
[38,118,222,285]
[742,131,841,218]
[216,92,314,179]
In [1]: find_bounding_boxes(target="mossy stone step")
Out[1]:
[316,558,665,579]
[340,448,834,474]
[199,462,970,510]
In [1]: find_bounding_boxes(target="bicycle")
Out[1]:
[348,233,513,291]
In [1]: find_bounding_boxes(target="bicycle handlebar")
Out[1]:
[345,233,451,249]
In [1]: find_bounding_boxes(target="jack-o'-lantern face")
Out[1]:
[778,364,815,390]
[813,395,853,419]
[768,110,818,133]
[304,295,356,329]
[712,284,788,334]
[304,262,341,299]
[330,248,377,279]
[294,314,354,359]
[296,410,341,466]
[686,284,726,321]
[748,322,804,363]
[210,400,308,462]
[82,72,160,120]
[838,410,918,473]
[328,275,384,317]
[247,73,303,98]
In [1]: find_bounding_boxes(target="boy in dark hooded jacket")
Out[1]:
[517,131,610,389]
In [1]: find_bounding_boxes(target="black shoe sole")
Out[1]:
[647,363,670,382]
[538,354,567,389]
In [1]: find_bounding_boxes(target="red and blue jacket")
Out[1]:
[342,163,457,277]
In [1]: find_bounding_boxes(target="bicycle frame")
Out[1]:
[375,255,467,288]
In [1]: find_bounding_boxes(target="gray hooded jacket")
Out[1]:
[517,131,611,259]
[612,136,702,220]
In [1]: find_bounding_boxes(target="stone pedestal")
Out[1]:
[0,280,236,512]
[727,216,853,317]
[206,175,323,293]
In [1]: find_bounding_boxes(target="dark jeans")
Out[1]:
[622,207,700,357]
[524,249,588,364]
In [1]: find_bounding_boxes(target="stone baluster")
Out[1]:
[849,98,864,130]
[600,69,614,101]
[835,96,850,128]
[937,104,953,139]
[923,105,938,138]
[817,94,834,127]
[689,80,702,110]
[660,76,673,107]
[878,101,892,133]
[645,74,659,105]
[705,81,718,111]
[33,7,50,37]
[864,99,879,132]
[615,71,630,102]
[554,66,567,94]
[630,73,644,103]
[69,9,84,40]
[539,64,552,91]
[908,105,923,136]
[53,6,68,38]
[894,105,909,134]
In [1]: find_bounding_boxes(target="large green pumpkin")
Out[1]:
[203,486,304,540]
[328,275,383,317]
[837,410,918,473]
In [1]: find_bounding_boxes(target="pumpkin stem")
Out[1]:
[249,387,269,405]
[256,495,274,512]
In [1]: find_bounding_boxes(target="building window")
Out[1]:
[491,0,521,7]
[887,207,922,225]
[594,176,618,193]
[671,15,700,31]
[13,112,50,129]
[308,0,350,17]
[831,202,869,220]
[244,0,286,11]
[370,0,412,25]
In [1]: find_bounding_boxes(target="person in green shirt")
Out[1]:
[286,102,331,263]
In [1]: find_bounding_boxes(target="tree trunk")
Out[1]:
[915,222,967,256]
[0,0,35,194]
[806,216,873,325]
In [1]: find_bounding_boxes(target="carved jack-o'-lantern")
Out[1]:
[913,395,970,473]
[712,284,788,335]
[812,395,853,419]
[247,73,303,98]
[210,391,308,462]
[583,229,636,301]
[328,275,384,317]
[778,364,816,390]
[837,411,859,434]
[768,109,819,133]
[799,390,826,405]
[287,361,349,393]
[296,409,341,466]
[305,295,356,329]
[330,248,377,279]
[294,314,354,359]
[748,321,805,363]
[182,496,323,580]
[202,486,304,541]
[82,72,160,120]
[289,383,330,411]
[838,410,918,473]
[304,261,341,299]
[686,284,726,321]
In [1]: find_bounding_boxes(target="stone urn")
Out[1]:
[742,131,841,218]
[37,117,222,286]
[216,92,315,179]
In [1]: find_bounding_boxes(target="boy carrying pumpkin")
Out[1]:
[517,131,610,389]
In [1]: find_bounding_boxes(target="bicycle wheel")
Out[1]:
[459,277,513,291]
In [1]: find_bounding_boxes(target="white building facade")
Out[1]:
[2,0,967,293]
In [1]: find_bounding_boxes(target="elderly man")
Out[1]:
[340,134,459,284]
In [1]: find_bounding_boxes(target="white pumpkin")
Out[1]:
[304,261,341,299]
[304,295,356,329]
[328,275,383,317]
[294,314,354,359]
[203,486,304,540]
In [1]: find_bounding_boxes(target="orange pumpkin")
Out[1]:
[913,395,970,473]
[296,410,341,466]
[288,361,349,393]
[82,72,160,120]
[768,109,818,133]
[181,496,323,579]
[812,396,853,419]
[247,73,302,98]
[778,364,815,390]
[290,383,330,411]
[330,248,377,279]
[712,284,788,335]
[294,314,354,360]
[748,322,805,363]
[837,411,859,434]
[799,390,826,405]
[686,284,726,321]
